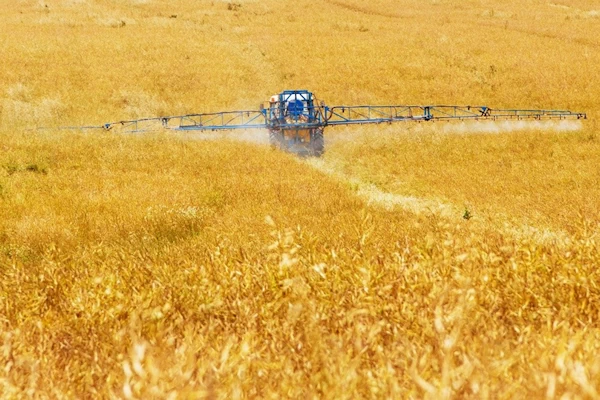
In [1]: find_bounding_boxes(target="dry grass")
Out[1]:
[324,122,600,235]
[1,0,600,399]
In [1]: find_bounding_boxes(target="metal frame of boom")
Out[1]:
[49,90,587,133]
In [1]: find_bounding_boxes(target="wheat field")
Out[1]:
[1,0,600,399]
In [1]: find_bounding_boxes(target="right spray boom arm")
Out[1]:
[323,105,586,126]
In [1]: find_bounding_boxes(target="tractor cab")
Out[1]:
[286,97,306,119]
[263,90,325,127]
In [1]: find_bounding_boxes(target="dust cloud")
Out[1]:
[175,119,583,145]
[182,129,269,145]
[440,119,583,135]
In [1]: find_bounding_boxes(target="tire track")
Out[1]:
[305,157,573,247]
[327,0,403,19]
[306,158,456,217]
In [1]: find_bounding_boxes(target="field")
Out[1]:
[1,0,600,398]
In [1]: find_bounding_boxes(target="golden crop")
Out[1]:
[1,0,599,399]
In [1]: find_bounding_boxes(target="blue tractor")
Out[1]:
[262,90,327,156]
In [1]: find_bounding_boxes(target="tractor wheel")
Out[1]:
[269,130,284,150]
[311,129,324,157]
